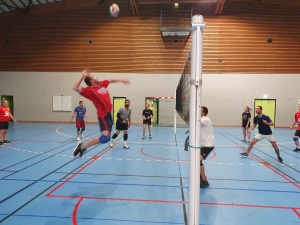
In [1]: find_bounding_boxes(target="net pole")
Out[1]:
[188,14,205,225]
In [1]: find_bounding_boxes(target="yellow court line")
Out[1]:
[56,125,76,138]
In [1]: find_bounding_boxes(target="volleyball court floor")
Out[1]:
[0,122,299,225]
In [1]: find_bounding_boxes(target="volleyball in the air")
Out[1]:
[109,4,120,18]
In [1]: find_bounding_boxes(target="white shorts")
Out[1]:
[254,133,275,142]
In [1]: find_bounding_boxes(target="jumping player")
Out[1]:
[72,69,130,157]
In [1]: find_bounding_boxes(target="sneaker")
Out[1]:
[109,140,114,147]
[77,137,80,141]
[200,180,209,188]
[73,142,83,157]
[123,144,130,149]
[246,140,250,144]
[241,139,246,142]
[278,156,283,163]
[79,148,87,157]
[3,140,10,143]
[0,141,3,146]
[149,136,152,139]
[293,148,300,152]
[240,152,248,157]
[142,136,145,139]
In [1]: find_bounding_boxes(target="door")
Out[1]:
[254,99,276,126]
[113,97,126,123]
[1,95,14,121]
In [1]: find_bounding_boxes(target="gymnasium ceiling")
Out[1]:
[0,0,298,16]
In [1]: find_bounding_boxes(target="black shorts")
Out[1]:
[98,112,113,132]
[201,147,214,160]
[242,123,250,128]
[143,119,151,125]
[116,119,128,131]
[294,129,300,137]
[0,122,9,130]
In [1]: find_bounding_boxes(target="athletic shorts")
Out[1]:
[76,119,85,129]
[254,133,275,142]
[0,122,9,130]
[143,119,151,125]
[116,119,128,131]
[98,112,113,132]
[201,147,214,160]
[294,129,300,137]
[242,123,250,128]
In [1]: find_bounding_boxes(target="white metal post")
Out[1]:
[188,14,205,225]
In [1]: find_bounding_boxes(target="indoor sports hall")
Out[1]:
[0,0,299,225]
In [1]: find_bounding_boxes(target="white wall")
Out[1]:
[0,72,299,127]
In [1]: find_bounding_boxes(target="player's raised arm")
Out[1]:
[109,78,130,85]
[73,69,90,93]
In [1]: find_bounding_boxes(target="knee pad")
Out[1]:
[81,128,85,131]
[77,128,80,131]
[124,134,128,141]
[99,135,110,144]
[293,137,299,142]
[200,160,203,166]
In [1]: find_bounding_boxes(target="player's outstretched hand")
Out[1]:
[122,79,130,85]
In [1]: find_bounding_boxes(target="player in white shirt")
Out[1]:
[200,106,215,188]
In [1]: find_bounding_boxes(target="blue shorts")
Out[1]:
[98,112,113,132]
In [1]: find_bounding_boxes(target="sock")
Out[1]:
[112,133,118,139]
[124,141,127,146]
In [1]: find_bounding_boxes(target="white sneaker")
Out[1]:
[109,140,114,147]
[123,144,129,149]
[142,136,145,139]
[77,137,80,141]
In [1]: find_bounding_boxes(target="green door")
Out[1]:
[113,97,126,124]
[254,99,276,126]
[146,97,158,125]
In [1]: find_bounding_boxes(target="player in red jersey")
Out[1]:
[72,69,130,157]
[0,100,17,145]
[289,104,300,152]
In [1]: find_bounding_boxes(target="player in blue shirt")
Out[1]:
[240,106,283,162]
[71,101,88,141]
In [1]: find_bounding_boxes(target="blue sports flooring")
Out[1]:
[0,122,299,225]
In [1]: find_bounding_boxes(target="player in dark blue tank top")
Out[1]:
[239,106,283,163]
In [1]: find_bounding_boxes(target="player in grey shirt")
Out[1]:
[110,99,131,149]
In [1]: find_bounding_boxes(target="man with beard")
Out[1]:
[240,105,283,163]
[110,99,131,149]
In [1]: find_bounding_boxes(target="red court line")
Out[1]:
[292,209,300,218]
[48,194,300,212]
[140,147,216,162]
[236,145,300,189]
[72,198,83,225]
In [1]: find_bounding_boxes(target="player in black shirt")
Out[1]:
[142,103,153,139]
[240,106,283,162]
[241,106,251,143]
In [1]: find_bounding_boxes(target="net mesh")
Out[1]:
[176,49,191,124]
[157,99,186,126]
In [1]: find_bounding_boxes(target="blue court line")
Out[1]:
[2,178,300,194]
[0,213,194,224]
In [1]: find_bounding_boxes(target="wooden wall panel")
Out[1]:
[0,0,299,73]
